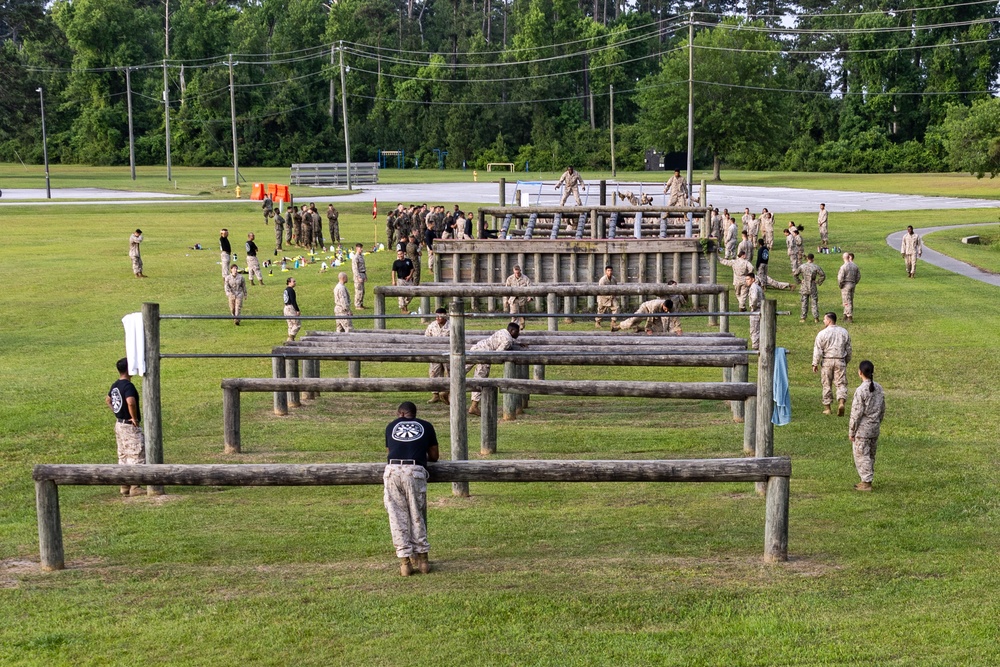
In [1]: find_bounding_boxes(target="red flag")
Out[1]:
[372,198,378,219]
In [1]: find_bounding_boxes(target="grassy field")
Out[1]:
[1,196,999,665]
[924,224,1000,275]
[3,163,1000,200]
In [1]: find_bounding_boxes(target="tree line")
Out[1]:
[1,0,998,178]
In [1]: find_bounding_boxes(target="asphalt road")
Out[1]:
[886,223,1000,287]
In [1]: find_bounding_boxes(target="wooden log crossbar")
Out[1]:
[33,458,791,571]
[374,283,726,298]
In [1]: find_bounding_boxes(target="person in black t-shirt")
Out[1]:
[106,357,146,497]
[245,232,263,285]
[219,229,232,278]
[391,249,416,314]
[283,277,301,340]
[383,401,439,576]
[755,237,770,285]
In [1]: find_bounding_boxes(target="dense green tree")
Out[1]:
[939,99,1000,179]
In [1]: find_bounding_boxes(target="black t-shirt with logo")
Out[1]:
[384,417,438,468]
[108,379,140,422]
[283,287,299,311]
[756,246,770,270]
[392,258,414,281]
[245,240,258,257]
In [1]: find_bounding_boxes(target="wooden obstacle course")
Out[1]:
[33,456,791,571]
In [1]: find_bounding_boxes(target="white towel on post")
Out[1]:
[122,312,146,376]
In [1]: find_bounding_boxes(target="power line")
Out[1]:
[692,0,999,20]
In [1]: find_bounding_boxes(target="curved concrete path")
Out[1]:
[886,223,1000,287]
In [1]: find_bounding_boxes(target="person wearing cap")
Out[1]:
[129,229,146,278]
[383,401,439,576]
[424,308,450,404]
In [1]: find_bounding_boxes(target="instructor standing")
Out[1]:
[813,312,852,416]
[383,401,439,576]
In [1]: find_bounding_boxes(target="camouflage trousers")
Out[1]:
[328,219,340,243]
[841,283,856,317]
[383,464,429,558]
[819,225,829,245]
[247,256,262,283]
[800,288,819,320]
[397,278,413,311]
[904,253,918,276]
[821,358,848,405]
[227,295,244,321]
[595,300,619,325]
[466,362,491,402]
[749,312,760,350]
[354,279,366,308]
[789,252,801,276]
[335,306,353,333]
[560,186,582,206]
[506,298,528,329]
[220,252,231,277]
[274,224,284,250]
[852,436,878,483]
[284,305,301,339]
[130,255,143,276]
[734,282,750,310]
[286,222,294,245]
[115,421,146,465]
[429,360,449,380]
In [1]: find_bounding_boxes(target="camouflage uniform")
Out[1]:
[425,319,450,380]
[262,194,273,225]
[273,211,285,251]
[504,271,532,329]
[794,261,825,321]
[557,169,585,206]
[405,239,421,286]
[115,421,146,467]
[813,324,852,408]
[849,380,886,483]
[466,328,517,402]
[333,280,353,333]
[383,463,430,559]
[748,280,765,350]
[619,298,669,332]
[785,233,800,276]
[719,256,755,310]
[352,251,367,309]
[818,207,829,246]
[595,274,620,327]
[900,231,922,277]
[312,210,324,250]
[327,205,340,244]
[386,212,397,248]
[292,210,303,246]
[760,212,775,249]
[663,174,688,207]
[837,259,861,320]
[744,216,760,242]
[300,215,313,251]
[723,221,739,259]
[129,233,143,276]
[709,212,722,239]
[224,270,246,323]
[737,237,755,264]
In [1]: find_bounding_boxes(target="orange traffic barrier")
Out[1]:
[250,183,265,200]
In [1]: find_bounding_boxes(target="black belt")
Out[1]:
[388,459,418,465]
[117,419,136,424]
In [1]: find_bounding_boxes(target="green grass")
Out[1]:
[924,224,1000,274]
[3,163,1000,199]
[1,195,1000,665]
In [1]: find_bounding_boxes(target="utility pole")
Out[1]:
[329,44,336,119]
[164,0,172,181]
[339,42,352,191]
[609,84,616,177]
[228,55,239,187]
[125,68,136,181]
[686,13,694,201]
[36,87,50,199]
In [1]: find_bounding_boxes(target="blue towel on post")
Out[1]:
[772,347,791,426]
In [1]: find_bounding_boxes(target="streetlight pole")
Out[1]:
[609,84,616,177]
[36,87,50,200]
[125,67,136,181]
[228,55,239,187]
[686,13,694,201]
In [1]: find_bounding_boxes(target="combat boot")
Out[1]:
[129,486,144,496]
[399,557,414,576]
[837,398,846,416]
[428,393,441,404]
[440,392,449,404]
[468,400,481,416]
[822,404,832,415]
[854,482,872,491]
[120,485,131,496]
[414,552,431,574]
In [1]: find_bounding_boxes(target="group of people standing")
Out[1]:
[266,200,341,254]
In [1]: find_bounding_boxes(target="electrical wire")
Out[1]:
[696,17,999,35]
[691,0,999,20]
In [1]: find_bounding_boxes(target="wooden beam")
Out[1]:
[374,282,726,298]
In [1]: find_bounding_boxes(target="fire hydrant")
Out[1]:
[473,170,478,183]
[235,185,242,199]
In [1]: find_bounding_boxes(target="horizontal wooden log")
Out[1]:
[374,282,725,298]
[436,239,703,254]
[294,335,745,347]
[307,329,737,339]
[479,206,709,216]
[266,349,750,367]
[33,458,790,486]
[286,343,747,354]
[221,377,756,400]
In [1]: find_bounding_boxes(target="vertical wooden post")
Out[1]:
[547,293,558,331]
[286,358,300,408]
[708,252,718,326]
[448,300,469,497]
[690,251,700,310]
[533,364,545,381]
[348,360,361,378]
[732,363,748,422]
[720,288,730,333]
[599,179,606,205]
[374,293,386,330]
[223,387,241,454]
[434,255,443,310]
[272,357,287,416]
[755,299,777,496]
[743,396,757,456]
[35,479,64,571]
[516,363,529,413]
[141,302,164,496]
[502,362,518,421]
[302,359,316,400]
[499,177,506,205]
[764,475,789,563]
[480,386,498,455]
